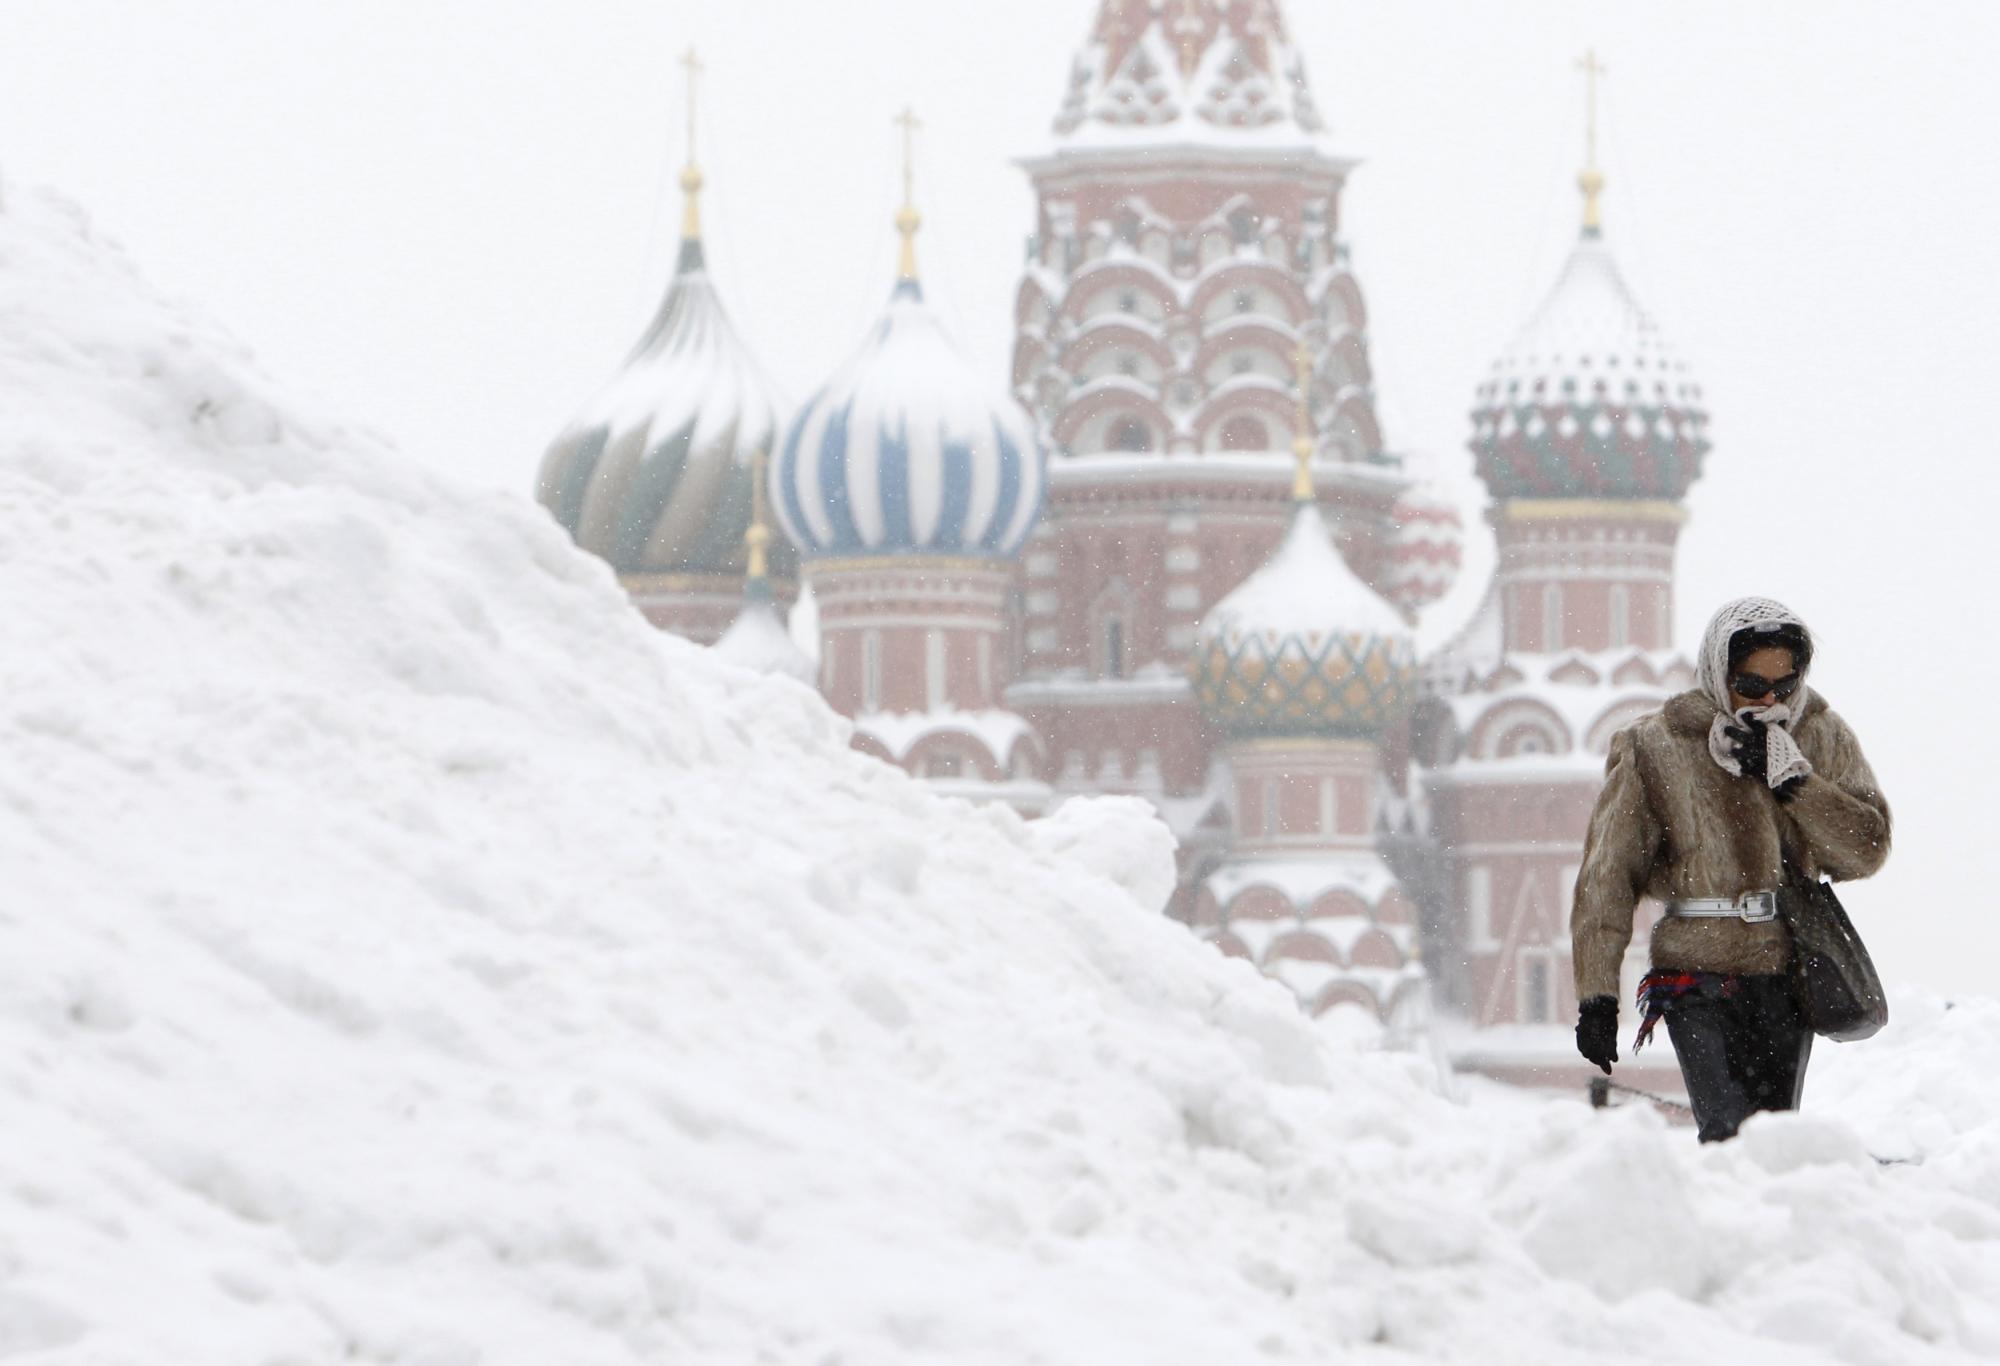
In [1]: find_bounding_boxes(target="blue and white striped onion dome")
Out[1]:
[1191,503,1416,738]
[537,241,796,580]
[775,280,1044,559]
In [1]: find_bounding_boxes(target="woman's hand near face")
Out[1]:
[1724,720,1769,780]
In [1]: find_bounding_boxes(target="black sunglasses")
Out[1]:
[1731,670,1801,702]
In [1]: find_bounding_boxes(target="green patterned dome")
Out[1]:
[1191,502,1415,738]
[1469,229,1709,502]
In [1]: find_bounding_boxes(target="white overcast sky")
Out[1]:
[6,1,1998,993]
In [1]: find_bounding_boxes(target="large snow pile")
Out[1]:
[3,185,1998,1366]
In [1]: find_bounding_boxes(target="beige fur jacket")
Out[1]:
[1570,688,1892,1003]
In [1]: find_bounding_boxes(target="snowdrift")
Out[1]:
[2,184,1998,1366]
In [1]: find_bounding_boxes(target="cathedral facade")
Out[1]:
[538,1,1710,1088]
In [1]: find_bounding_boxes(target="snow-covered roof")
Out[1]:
[1191,501,1414,737]
[851,707,1039,767]
[776,278,1045,560]
[1006,662,1193,709]
[537,234,789,579]
[1206,502,1405,642]
[710,592,814,684]
[1469,226,1709,502]
[1430,645,1695,770]
[1204,851,1402,914]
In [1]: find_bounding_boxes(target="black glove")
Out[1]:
[1774,773,1808,803]
[1723,720,1769,781]
[1576,995,1619,1075]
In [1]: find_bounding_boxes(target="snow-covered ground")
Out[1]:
[2,183,1997,1365]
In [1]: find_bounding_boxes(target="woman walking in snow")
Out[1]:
[1570,597,1891,1142]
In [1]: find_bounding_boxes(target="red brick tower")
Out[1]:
[1007,0,1457,904]
[1188,355,1428,1034]
[1417,54,1709,1083]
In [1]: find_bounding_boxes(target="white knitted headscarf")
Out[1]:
[1694,596,1815,789]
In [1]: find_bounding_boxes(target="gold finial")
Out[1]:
[894,106,922,281]
[1576,47,1607,233]
[680,47,705,240]
[745,446,771,584]
[1291,340,1314,502]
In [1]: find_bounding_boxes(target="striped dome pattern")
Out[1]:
[1381,483,1464,618]
[776,281,1044,560]
[537,241,795,580]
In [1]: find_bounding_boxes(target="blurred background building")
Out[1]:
[536,1,1707,1090]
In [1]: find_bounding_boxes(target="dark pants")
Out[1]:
[1663,973,1813,1142]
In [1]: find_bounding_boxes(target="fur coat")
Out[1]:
[1570,688,1892,1003]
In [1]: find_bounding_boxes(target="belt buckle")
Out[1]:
[1738,890,1778,923]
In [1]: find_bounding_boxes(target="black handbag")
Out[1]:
[1780,872,1887,1041]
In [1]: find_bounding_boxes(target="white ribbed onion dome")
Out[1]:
[774,280,1045,560]
[1381,483,1464,617]
[1191,502,1416,738]
[537,239,794,579]
[1469,228,1709,502]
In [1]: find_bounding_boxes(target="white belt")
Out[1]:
[1662,890,1780,924]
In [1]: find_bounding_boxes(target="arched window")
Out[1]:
[1261,776,1279,837]
[1542,583,1564,653]
[1109,418,1152,453]
[1219,414,1268,452]
[1102,616,1126,679]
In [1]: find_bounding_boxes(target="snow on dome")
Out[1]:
[711,589,815,684]
[10,179,2000,1366]
[1191,502,1415,736]
[1382,482,1464,618]
[775,280,1044,560]
[1470,230,1710,502]
[537,239,795,580]
[1048,0,1331,151]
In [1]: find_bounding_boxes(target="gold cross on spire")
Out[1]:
[894,105,923,281]
[745,446,771,584]
[679,46,705,241]
[1575,47,1607,233]
[1291,340,1315,502]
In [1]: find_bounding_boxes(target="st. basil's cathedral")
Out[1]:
[536,1,1710,1095]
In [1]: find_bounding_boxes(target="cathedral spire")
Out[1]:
[1290,341,1314,503]
[678,47,706,266]
[894,106,922,284]
[1575,47,1607,236]
[744,446,773,599]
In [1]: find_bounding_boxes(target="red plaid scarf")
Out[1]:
[1633,969,1740,1052]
